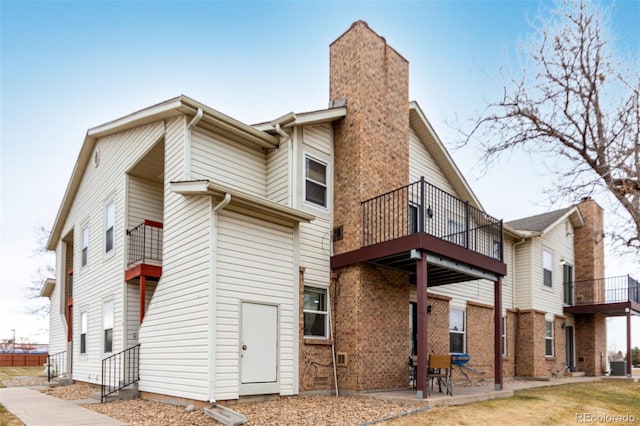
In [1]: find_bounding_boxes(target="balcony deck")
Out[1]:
[563,275,640,316]
[331,177,507,285]
[125,220,163,281]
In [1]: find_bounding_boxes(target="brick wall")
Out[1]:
[425,293,450,355]
[464,302,494,381]
[575,313,607,375]
[503,310,517,377]
[574,199,605,301]
[516,309,548,377]
[546,315,567,378]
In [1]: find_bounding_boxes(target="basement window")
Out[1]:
[303,287,328,338]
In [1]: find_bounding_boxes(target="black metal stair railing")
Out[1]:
[127,221,163,266]
[571,275,640,305]
[47,350,66,382]
[101,344,140,403]
[361,176,504,261]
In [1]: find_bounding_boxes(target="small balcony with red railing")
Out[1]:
[564,275,640,316]
[125,220,163,281]
[331,177,507,285]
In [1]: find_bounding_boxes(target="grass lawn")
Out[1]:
[0,366,44,386]
[384,380,640,426]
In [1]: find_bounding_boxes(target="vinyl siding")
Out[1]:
[298,124,332,287]
[191,128,266,197]
[267,138,290,205]
[55,121,165,384]
[514,239,534,308]
[216,210,295,400]
[48,240,68,356]
[531,221,575,315]
[127,177,163,228]
[409,128,457,195]
[138,116,212,401]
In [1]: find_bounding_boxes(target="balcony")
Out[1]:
[125,220,163,281]
[564,275,640,316]
[332,177,506,286]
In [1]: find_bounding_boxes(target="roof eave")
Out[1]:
[170,180,315,224]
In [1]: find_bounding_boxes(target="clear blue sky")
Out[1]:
[1,1,639,348]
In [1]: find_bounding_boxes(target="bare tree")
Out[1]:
[464,1,640,249]
[26,224,54,318]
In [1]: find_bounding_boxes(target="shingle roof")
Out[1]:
[506,206,574,233]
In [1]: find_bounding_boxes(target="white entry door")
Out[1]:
[240,302,278,394]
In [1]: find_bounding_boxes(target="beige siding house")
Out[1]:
[42,20,633,406]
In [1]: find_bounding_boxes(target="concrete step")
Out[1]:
[91,384,139,403]
[565,371,586,377]
[204,404,247,426]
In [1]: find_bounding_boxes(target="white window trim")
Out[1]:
[449,308,466,353]
[543,249,553,288]
[103,300,114,354]
[303,154,328,210]
[545,320,554,357]
[303,286,329,339]
[81,224,89,268]
[105,198,116,257]
[80,311,88,355]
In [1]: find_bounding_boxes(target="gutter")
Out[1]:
[184,108,204,180]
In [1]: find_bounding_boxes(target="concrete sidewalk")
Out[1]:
[0,387,127,426]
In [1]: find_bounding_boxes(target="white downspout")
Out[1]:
[185,108,204,180]
[209,192,231,404]
[273,123,290,142]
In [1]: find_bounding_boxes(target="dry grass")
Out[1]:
[0,404,25,426]
[0,367,44,386]
[384,381,640,425]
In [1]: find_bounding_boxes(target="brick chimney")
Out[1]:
[573,197,607,376]
[330,20,410,254]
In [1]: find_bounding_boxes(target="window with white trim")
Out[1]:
[304,156,327,208]
[80,311,87,354]
[105,200,115,253]
[543,250,553,287]
[303,287,328,338]
[103,301,113,353]
[81,225,89,267]
[545,320,554,356]
[449,308,465,353]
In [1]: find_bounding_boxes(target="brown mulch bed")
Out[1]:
[33,382,426,425]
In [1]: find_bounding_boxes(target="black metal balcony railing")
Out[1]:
[361,177,504,261]
[572,275,640,305]
[127,220,163,266]
[101,344,140,403]
[47,350,66,382]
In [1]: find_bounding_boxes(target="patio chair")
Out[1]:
[428,354,453,396]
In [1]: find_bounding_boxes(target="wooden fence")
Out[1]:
[0,353,48,367]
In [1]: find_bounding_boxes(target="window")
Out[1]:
[303,287,328,338]
[449,309,465,353]
[81,225,89,267]
[304,156,327,208]
[80,311,87,354]
[493,240,501,260]
[563,264,574,305]
[103,301,113,353]
[543,250,553,287]
[447,218,466,247]
[545,321,554,356]
[105,200,115,253]
[501,316,507,357]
